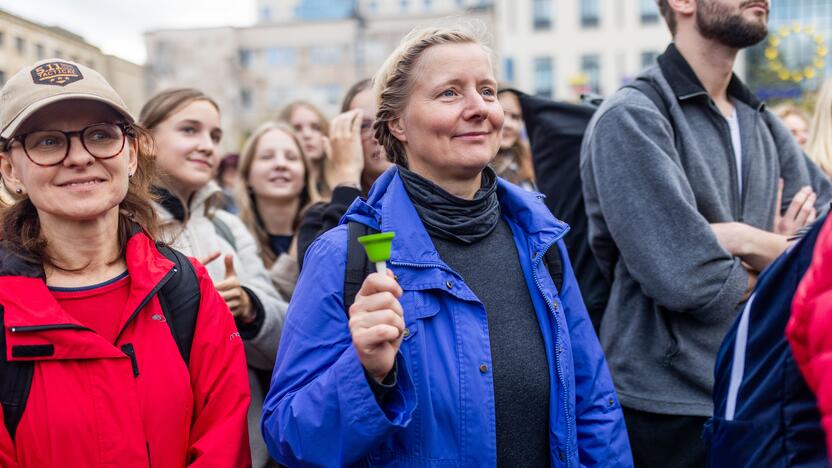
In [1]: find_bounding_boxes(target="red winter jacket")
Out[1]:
[0,231,252,467]
[790,217,832,461]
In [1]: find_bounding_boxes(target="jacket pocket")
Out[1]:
[400,292,441,342]
[657,308,680,366]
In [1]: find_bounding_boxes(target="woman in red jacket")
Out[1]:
[790,216,832,461]
[0,59,251,467]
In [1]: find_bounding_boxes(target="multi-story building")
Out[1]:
[145,0,495,150]
[745,0,831,100]
[496,0,672,100]
[0,8,146,115]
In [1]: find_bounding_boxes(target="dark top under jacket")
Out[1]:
[432,218,551,468]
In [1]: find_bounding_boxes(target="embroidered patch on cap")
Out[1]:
[30,61,84,86]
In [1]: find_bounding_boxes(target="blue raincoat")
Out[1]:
[262,167,632,467]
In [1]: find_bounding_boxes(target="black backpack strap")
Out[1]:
[344,222,377,314]
[211,216,237,250]
[624,77,680,149]
[156,243,201,366]
[542,247,564,294]
[0,306,33,442]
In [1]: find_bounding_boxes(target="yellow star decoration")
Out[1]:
[766,24,828,84]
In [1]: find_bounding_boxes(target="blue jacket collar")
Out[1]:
[343,166,569,265]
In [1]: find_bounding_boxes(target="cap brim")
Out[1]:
[0,93,135,140]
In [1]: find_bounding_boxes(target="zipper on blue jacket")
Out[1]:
[531,238,572,466]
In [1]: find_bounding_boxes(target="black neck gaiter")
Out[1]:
[398,166,500,245]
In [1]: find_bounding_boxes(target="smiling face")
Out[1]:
[0,99,137,223]
[247,128,307,203]
[391,42,503,193]
[151,99,222,199]
[288,105,326,162]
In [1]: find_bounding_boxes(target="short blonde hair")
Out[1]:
[807,78,832,177]
[372,23,492,167]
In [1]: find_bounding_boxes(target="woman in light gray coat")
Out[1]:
[141,88,286,468]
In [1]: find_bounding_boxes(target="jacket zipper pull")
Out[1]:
[121,343,140,377]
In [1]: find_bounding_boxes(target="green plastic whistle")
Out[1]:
[358,231,396,274]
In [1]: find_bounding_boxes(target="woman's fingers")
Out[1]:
[356,271,402,298]
[349,309,406,334]
[350,291,404,317]
[353,324,403,349]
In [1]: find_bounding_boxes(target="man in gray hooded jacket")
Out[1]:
[580,0,831,466]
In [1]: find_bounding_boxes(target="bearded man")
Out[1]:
[580,0,831,465]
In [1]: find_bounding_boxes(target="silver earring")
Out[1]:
[15,188,22,194]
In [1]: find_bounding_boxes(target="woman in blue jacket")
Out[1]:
[261,25,632,467]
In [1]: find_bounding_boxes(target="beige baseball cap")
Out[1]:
[0,58,134,140]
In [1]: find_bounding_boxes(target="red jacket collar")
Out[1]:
[1,231,175,361]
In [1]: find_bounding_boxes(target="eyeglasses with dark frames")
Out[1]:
[2,122,133,167]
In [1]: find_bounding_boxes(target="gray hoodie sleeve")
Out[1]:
[581,96,749,322]
[216,210,289,370]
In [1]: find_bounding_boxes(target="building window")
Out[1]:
[241,89,253,111]
[640,51,660,69]
[400,0,409,11]
[533,56,554,98]
[581,54,602,94]
[640,0,660,24]
[456,0,465,6]
[503,57,515,83]
[15,37,25,55]
[35,43,45,59]
[367,0,379,13]
[260,7,272,22]
[580,0,600,27]
[532,0,552,31]
[239,49,252,68]
[266,47,296,67]
[424,0,432,8]
[308,46,342,66]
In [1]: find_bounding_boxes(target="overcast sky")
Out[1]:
[2,0,257,64]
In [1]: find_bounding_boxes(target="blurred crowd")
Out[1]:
[2,1,832,467]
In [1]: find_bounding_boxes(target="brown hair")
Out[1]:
[372,24,491,167]
[139,88,224,219]
[0,124,159,267]
[657,0,677,35]
[139,88,220,132]
[235,122,317,267]
[341,79,372,113]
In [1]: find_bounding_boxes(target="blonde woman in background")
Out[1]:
[808,78,832,177]
[235,122,318,299]
[279,101,330,199]
[773,103,811,151]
